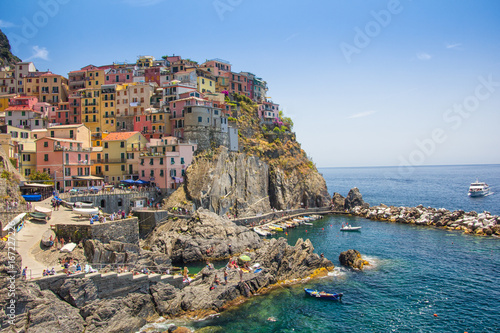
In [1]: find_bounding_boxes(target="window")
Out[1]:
[140,159,144,166]
[104,142,108,148]
[198,116,202,123]
[121,165,125,171]
[181,157,185,164]
[150,170,154,177]
[120,141,125,148]
[141,170,145,177]
[149,158,154,165]
[160,170,164,177]
[105,165,109,171]
[159,158,163,165]
[44,154,49,161]
[171,157,175,165]
[69,130,74,138]
[35,120,39,126]
[24,169,31,176]
[43,141,48,147]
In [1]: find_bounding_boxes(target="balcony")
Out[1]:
[84,101,98,106]
[97,158,127,164]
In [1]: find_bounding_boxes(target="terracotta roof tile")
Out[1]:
[102,131,140,141]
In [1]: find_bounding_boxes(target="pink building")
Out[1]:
[35,137,100,192]
[104,68,133,85]
[168,91,211,138]
[258,99,280,122]
[136,137,197,189]
[34,102,57,123]
[200,59,231,77]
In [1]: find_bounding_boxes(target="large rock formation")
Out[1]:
[0,235,333,332]
[344,187,369,211]
[150,237,334,317]
[142,208,261,263]
[331,192,346,210]
[339,249,369,270]
[184,147,271,217]
[0,29,21,70]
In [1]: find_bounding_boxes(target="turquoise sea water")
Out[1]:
[142,165,500,332]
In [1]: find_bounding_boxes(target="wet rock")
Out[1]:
[339,249,369,270]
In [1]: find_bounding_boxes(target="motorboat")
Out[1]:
[304,288,343,301]
[3,213,27,231]
[468,180,490,197]
[340,225,362,231]
[253,227,271,236]
[72,207,99,217]
[35,206,52,217]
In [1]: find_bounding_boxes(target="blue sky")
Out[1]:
[1,0,499,167]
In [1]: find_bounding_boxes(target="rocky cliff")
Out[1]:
[0,29,21,70]
[142,208,261,263]
[165,94,330,216]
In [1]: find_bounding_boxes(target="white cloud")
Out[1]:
[0,19,15,28]
[416,52,432,61]
[347,110,376,119]
[445,42,462,49]
[26,46,49,61]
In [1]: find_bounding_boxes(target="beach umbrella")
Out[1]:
[239,255,251,262]
[134,179,150,185]
[121,179,135,184]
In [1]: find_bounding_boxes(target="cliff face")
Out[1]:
[166,95,330,216]
[0,29,21,69]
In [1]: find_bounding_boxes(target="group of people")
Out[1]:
[4,199,21,211]
[42,268,56,276]
[51,197,62,210]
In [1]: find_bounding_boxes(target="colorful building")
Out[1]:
[101,131,148,185]
[24,72,69,106]
[4,96,46,130]
[136,137,197,189]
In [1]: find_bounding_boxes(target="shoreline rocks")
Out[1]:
[339,188,499,237]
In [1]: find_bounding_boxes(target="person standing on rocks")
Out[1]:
[22,266,27,280]
[224,269,228,285]
[239,268,243,282]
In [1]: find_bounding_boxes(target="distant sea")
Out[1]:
[139,164,500,332]
[320,164,500,216]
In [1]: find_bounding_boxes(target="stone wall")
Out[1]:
[55,217,139,245]
[134,210,171,237]
[34,271,185,298]
[232,207,334,227]
[67,191,158,214]
[183,125,229,152]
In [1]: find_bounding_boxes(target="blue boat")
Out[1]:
[304,288,343,301]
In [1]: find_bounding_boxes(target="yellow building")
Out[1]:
[196,70,216,94]
[80,87,100,138]
[0,94,15,112]
[137,56,154,68]
[24,72,69,106]
[86,68,105,89]
[101,131,147,185]
[100,84,116,135]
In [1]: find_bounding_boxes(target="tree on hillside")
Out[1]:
[28,171,53,184]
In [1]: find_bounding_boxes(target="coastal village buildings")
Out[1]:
[0,53,278,189]
[101,131,148,184]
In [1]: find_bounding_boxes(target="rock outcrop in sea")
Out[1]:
[339,187,500,237]
[339,249,369,270]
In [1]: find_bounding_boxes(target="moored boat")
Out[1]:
[30,212,49,221]
[41,229,56,246]
[72,207,99,217]
[34,206,52,217]
[468,180,490,197]
[304,288,343,301]
[254,227,271,236]
[3,213,27,231]
[340,225,362,231]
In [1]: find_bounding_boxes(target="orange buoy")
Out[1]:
[305,230,307,232]
[322,228,324,230]
[434,314,438,317]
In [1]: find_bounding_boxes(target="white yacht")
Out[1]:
[468,180,490,197]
